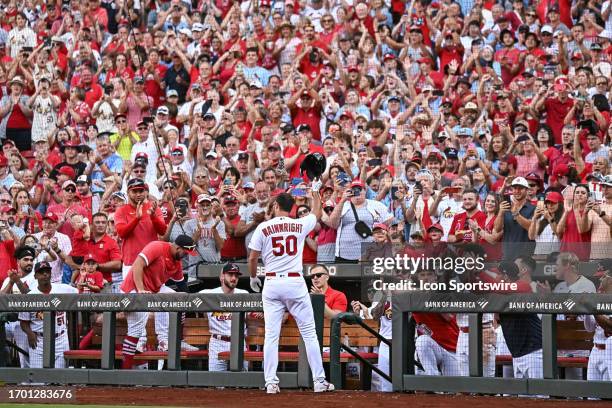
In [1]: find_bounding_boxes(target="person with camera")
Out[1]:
[91,82,121,134]
[323,179,393,263]
[404,169,439,241]
[28,77,61,144]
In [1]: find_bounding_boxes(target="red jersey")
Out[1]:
[114,202,167,265]
[88,234,121,283]
[324,286,347,313]
[290,105,322,141]
[411,312,459,352]
[120,241,183,293]
[76,271,104,293]
[544,97,574,145]
[220,215,246,259]
[0,239,16,283]
[448,210,486,242]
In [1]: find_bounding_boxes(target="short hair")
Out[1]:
[310,264,329,275]
[516,255,536,273]
[92,212,108,221]
[462,188,479,197]
[557,252,580,268]
[275,193,295,212]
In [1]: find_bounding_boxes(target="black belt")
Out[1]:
[212,334,231,342]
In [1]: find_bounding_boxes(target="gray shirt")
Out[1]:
[184,217,226,265]
[242,202,267,251]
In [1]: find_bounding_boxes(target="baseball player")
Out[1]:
[2,246,38,368]
[584,272,612,381]
[412,269,461,376]
[199,263,252,372]
[248,190,335,393]
[119,235,196,369]
[18,261,78,369]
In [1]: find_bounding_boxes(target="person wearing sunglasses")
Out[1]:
[87,132,123,194]
[110,113,140,161]
[308,264,347,319]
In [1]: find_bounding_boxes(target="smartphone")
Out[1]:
[337,172,350,186]
[391,186,399,200]
[415,181,423,192]
[291,188,307,197]
[444,187,461,194]
[432,90,444,97]
[224,179,232,185]
[291,178,303,186]
[504,195,512,206]
[367,158,383,167]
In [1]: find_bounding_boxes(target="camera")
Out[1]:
[176,199,188,218]
[391,186,399,200]
[104,84,114,95]
[415,181,423,192]
[350,187,362,197]
[367,158,382,167]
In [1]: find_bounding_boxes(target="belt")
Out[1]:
[460,323,493,333]
[595,343,606,350]
[212,334,231,342]
[35,330,65,339]
[265,272,301,277]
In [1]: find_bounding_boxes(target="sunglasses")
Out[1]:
[0,199,10,203]
[297,210,309,216]
[311,273,327,278]
[137,126,147,130]
[163,185,175,190]
[116,119,127,124]
[172,152,184,156]
[64,187,76,192]
[528,183,538,188]
[597,82,608,86]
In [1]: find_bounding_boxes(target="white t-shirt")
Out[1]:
[199,286,248,336]
[18,283,77,333]
[553,275,597,294]
[249,214,317,274]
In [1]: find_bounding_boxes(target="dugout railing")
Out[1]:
[0,293,324,388]
[391,292,612,398]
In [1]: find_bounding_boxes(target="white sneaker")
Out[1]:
[314,380,335,393]
[157,340,168,352]
[266,384,280,394]
[181,341,198,351]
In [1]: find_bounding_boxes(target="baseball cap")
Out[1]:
[62,180,76,189]
[134,76,144,84]
[167,89,179,98]
[249,80,263,89]
[464,102,478,112]
[296,124,311,133]
[243,181,255,190]
[197,194,212,203]
[15,246,36,260]
[43,212,59,222]
[224,195,238,204]
[0,205,14,213]
[192,23,205,32]
[174,234,197,255]
[58,165,76,179]
[427,223,444,233]
[157,106,169,115]
[222,262,242,275]
[84,253,98,263]
[350,180,365,189]
[441,97,452,106]
[511,177,529,188]
[372,222,388,231]
[178,28,192,37]
[127,178,147,191]
[2,139,15,147]
[237,151,249,161]
[267,142,281,151]
[541,25,553,34]
[544,191,563,203]
[444,147,458,159]
[426,151,444,163]
[34,261,52,274]
[206,151,218,159]
[111,191,127,202]
[76,175,89,184]
[135,152,149,161]
[552,163,569,178]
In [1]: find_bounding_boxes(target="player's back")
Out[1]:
[250,214,317,274]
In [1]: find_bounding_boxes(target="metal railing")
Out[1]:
[328,312,391,390]
[0,293,325,388]
[391,292,612,398]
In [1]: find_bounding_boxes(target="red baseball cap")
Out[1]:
[58,165,76,179]
[350,180,365,189]
[372,222,388,231]
[427,223,444,233]
[84,253,98,263]
[43,212,59,222]
[544,191,563,203]
[0,205,15,213]
[552,163,569,178]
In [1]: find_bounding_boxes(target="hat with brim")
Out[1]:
[9,76,25,87]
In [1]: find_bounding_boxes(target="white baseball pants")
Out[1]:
[415,334,460,376]
[28,332,69,369]
[262,277,325,386]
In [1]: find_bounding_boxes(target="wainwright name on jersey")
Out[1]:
[249,214,317,274]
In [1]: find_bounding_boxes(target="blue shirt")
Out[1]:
[91,153,123,193]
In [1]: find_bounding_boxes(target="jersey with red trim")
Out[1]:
[412,312,459,352]
[248,214,316,274]
[120,241,183,293]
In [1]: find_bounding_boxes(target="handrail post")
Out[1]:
[329,315,343,389]
[468,313,483,377]
[101,311,116,369]
[229,312,245,371]
[542,314,558,379]
[392,310,412,392]
[43,311,56,368]
[167,312,182,370]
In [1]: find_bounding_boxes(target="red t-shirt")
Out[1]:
[324,286,347,313]
[7,103,30,129]
[283,143,325,179]
[0,239,16,283]
[544,97,574,145]
[560,209,591,260]
[411,312,459,352]
[120,241,183,293]
[303,230,317,264]
[114,202,167,265]
[290,105,322,141]
[88,234,122,283]
[70,229,89,257]
[220,215,247,259]
[448,210,486,243]
[76,271,104,293]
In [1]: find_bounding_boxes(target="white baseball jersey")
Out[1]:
[18,284,77,334]
[1,273,37,294]
[200,287,248,336]
[248,214,317,274]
